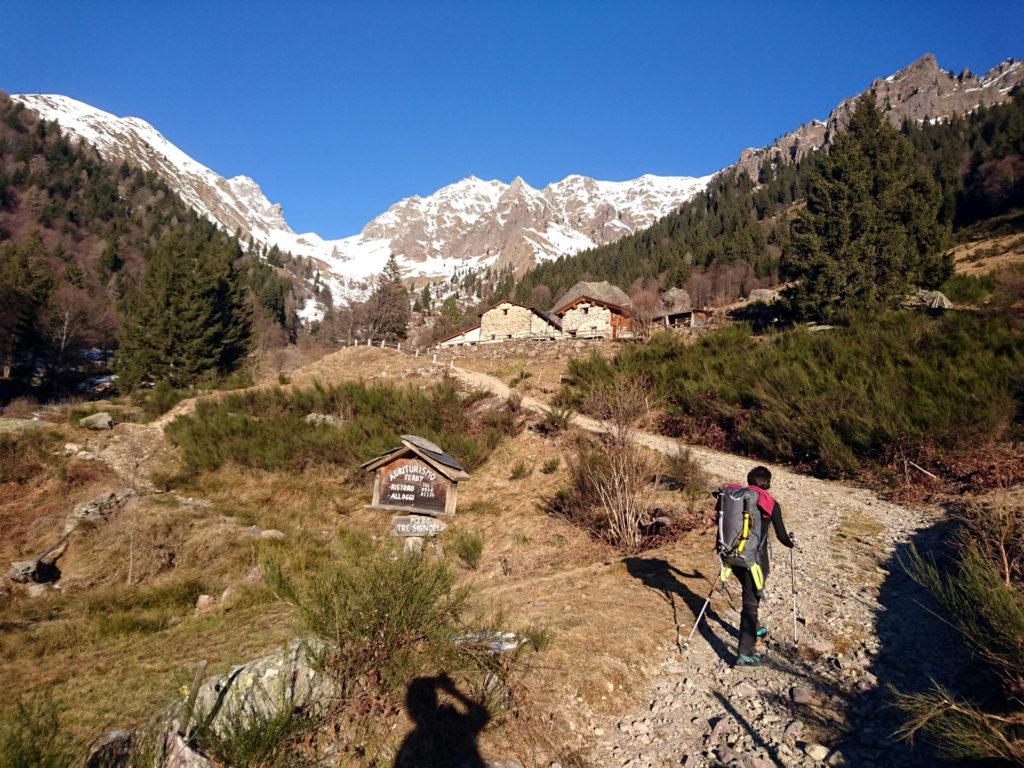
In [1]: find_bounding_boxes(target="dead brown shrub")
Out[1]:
[1,396,38,418]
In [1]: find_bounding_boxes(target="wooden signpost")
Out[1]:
[362,434,469,552]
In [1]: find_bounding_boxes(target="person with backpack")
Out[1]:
[715,465,797,666]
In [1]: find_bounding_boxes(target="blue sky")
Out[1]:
[3,1,1022,237]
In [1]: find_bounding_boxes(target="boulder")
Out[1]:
[79,412,114,430]
[804,743,830,762]
[194,594,216,614]
[8,558,61,584]
[304,412,346,427]
[64,489,135,535]
[177,640,333,736]
[162,732,213,768]
[8,560,39,584]
[85,730,133,768]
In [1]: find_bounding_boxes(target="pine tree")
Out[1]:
[366,254,410,340]
[783,94,949,320]
[117,228,250,388]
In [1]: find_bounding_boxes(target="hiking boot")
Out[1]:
[755,627,769,648]
[735,654,761,666]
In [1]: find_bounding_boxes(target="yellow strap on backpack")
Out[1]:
[736,512,751,553]
[719,564,732,582]
[750,564,764,591]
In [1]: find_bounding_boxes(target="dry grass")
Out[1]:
[0,346,732,762]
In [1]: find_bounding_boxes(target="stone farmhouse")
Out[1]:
[436,301,561,348]
[435,281,641,347]
[552,281,635,339]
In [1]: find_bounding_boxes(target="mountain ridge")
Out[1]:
[9,93,711,309]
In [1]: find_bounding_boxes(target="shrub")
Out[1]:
[0,696,80,768]
[941,273,995,304]
[0,429,56,484]
[561,434,655,554]
[453,529,485,569]
[664,446,709,497]
[264,538,478,704]
[539,405,574,434]
[165,380,512,476]
[509,461,531,480]
[509,370,532,388]
[139,380,189,419]
[1,396,37,418]
[564,312,1024,479]
[897,499,1024,762]
[541,457,561,474]
[190,685,311,768]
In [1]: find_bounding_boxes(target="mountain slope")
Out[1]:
[735,53,1024,178]
[10,94,711,304]
[513,53,1024,306]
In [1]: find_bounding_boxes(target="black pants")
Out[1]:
[736,548,770,657]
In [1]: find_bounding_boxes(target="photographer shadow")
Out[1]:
[394,674,490,768]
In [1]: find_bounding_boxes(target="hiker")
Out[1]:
[718,465,797,666]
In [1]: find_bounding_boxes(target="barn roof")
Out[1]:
[653,287,693,318]
[552,281,631,314]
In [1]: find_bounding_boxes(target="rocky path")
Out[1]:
[450,363,966,768]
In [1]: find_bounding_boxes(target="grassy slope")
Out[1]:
[0,349,721,757]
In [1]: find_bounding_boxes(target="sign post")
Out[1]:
[362,435,469,553]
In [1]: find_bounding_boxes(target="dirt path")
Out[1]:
[449,362,964,768]
[93,349,966,767]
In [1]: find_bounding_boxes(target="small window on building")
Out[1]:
[582,306,589,315]
[506,334,512,339]
[503,308,508,315]
[491,334,496,340]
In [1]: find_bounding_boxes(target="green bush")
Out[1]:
[453,529,485,569]
[0,697,79,768]
[139,380,189,419]
[897,500,1024,762]
[565,313,1024,478]
[191,687,311,768]
[264,537,481,703]
[509,460,531,480]
[540,405,575,434]
[165,380,512,476]
[541,457,561,474]
[941,273,996,304]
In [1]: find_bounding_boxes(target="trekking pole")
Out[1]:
[790,547,799,647]
[683,579,718,650]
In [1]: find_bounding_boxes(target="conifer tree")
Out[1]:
[366,253,410,340]
[117,228,250,388]
[783,94,950,320]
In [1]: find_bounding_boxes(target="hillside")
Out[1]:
[0,345,984,768]
[0,91,299,397]
[513,57,1024,306]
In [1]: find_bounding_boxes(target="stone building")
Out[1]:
[552,281,634,339]
[478,301,562,342]
[436,324,481,348]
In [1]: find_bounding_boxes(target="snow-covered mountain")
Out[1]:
[11,93,711,306]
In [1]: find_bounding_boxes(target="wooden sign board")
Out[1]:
[373,457,452,516]
[392,514,448,538]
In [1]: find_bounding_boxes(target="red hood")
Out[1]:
[725,484,776,518]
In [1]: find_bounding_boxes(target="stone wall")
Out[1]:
[480,302,559,341]
[560,302,614,338]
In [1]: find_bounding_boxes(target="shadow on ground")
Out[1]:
[393,674,490,768]
[624,557,737,663]
[831,518,987,767]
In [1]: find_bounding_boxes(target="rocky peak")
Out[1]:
[734,54,1024,178]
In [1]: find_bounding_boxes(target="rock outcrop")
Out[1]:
[735,54,1024,178]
